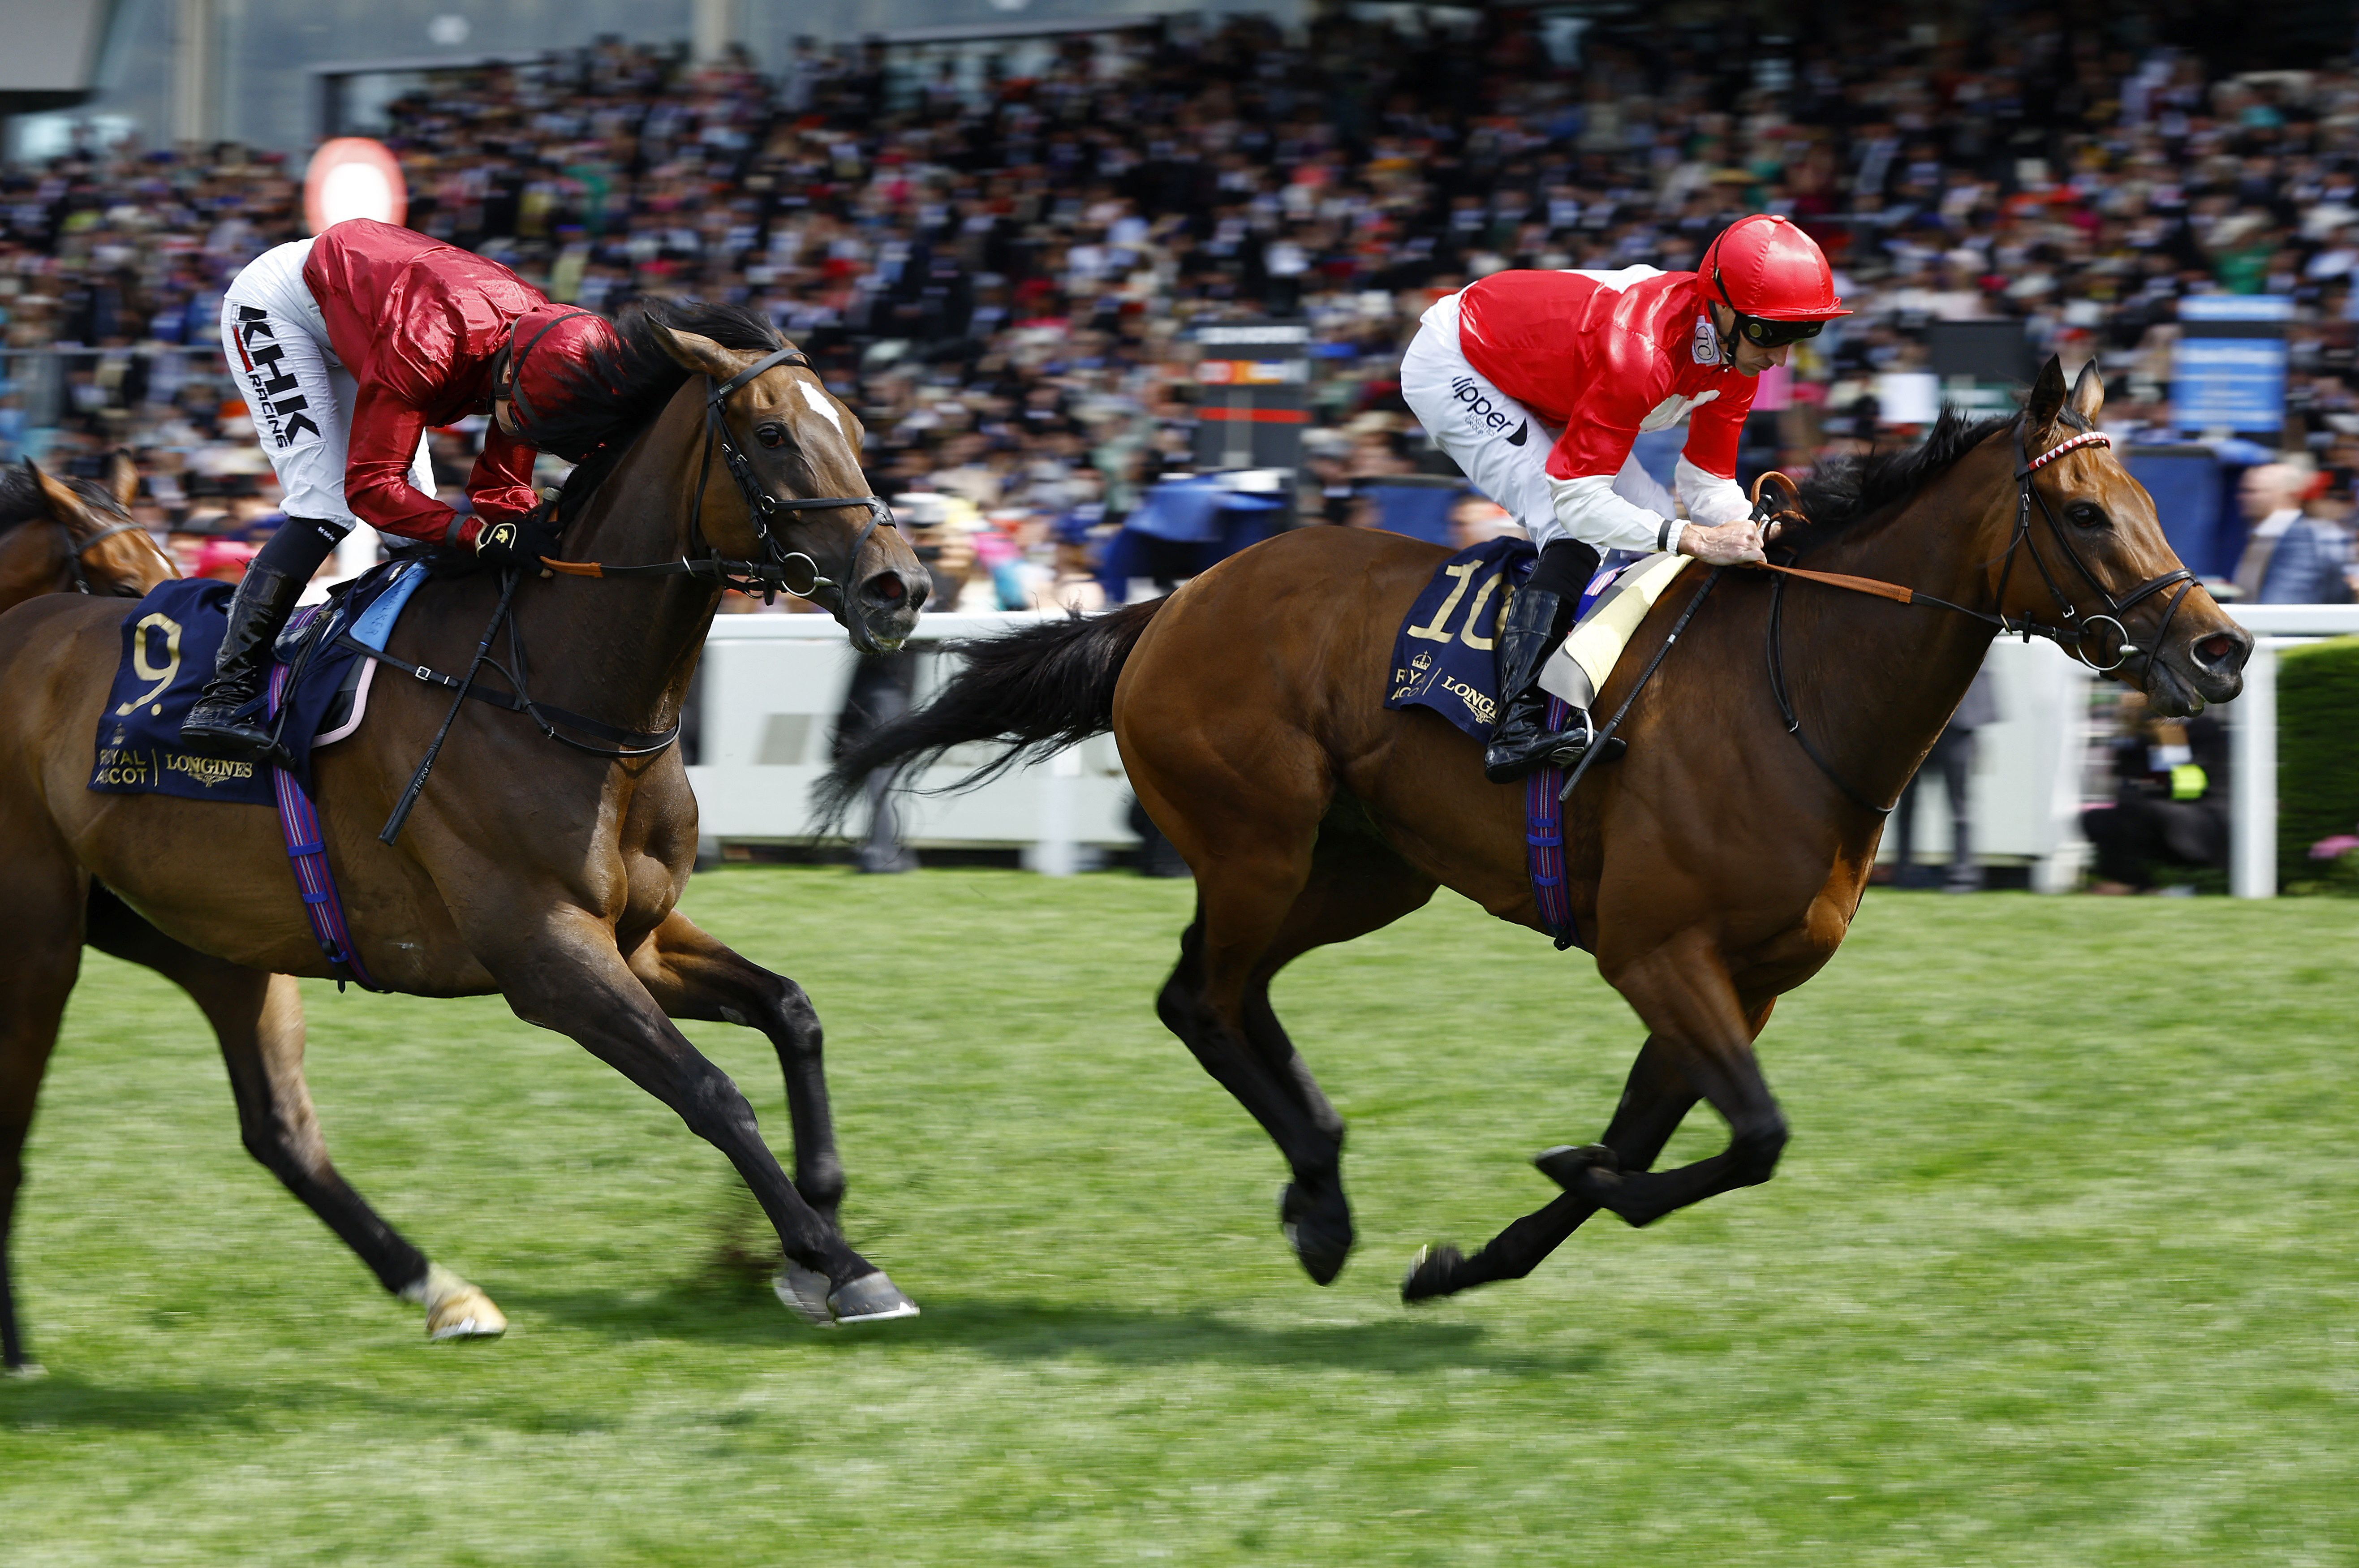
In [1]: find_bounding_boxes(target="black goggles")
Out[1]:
[1733,314,1825,349]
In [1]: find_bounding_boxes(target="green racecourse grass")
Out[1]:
[4,870,2356,1566]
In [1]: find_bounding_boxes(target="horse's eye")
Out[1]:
[2066,502,2108,529]
[755,424,787,449]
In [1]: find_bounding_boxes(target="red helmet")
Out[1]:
[1699,215,1849,322]
[500,304,624,442]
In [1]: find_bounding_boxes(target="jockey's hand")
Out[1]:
[473,510,560,573]
[1678,518,1768,565]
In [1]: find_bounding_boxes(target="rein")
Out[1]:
[1749,415,2198,815]
[537,345,895,650]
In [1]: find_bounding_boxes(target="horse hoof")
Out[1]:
[773,1262,838,1329]
[404,1262,508,1341]
[1534,1143,1620,1193]
[4,1361,46,1380]
[827,1271,920,1325]
[1401,1244,1467,1304]
[1279,1184,1353,1286]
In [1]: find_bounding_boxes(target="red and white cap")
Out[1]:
[1699,215,1849,322]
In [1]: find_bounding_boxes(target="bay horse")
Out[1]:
[823,358,2252,1302]
[0,457,177,612]
[0,301,930,1372]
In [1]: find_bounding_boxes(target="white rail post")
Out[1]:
[2229,638,2279,899]
[1028,745,1081,877]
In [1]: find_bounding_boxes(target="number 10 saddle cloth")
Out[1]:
[1384,537,1691,743]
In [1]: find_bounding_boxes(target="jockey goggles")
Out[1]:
[1731,313,1825,349]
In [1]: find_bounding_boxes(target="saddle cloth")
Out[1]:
[1384,539,1692,743]
[89,560,430,806]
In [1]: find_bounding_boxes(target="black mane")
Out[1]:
[0,465,125,536]
[1786,409,2015,556]
[540,297,787,515]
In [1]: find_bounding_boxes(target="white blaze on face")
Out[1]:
[796,378,844,436]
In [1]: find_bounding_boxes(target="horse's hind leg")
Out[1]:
[83,889,505,1340]
[628,911,849,1325]
[1237,830,1438,1284]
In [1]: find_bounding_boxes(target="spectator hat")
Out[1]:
[498,304,625,441]
[1700,215,1849,323]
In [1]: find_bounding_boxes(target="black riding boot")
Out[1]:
[179,517,345,760]
[1482,541,1625,783]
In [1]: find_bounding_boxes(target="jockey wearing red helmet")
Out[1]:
[183,218,623,761]
[1400,214,1847,781]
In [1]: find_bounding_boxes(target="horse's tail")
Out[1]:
[812,598,1169,833]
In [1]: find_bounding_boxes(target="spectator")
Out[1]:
[1892,663,1999,892]
[2233,460,2356,604]
[2080,693,2232,895]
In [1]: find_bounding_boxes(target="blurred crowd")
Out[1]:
[5,11,2359,607]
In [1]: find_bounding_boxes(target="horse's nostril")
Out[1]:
[870,572,905,603]
[2195,632,2248,671]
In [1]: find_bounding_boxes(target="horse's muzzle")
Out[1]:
[2145,620,2251,716]
[843,567,927,653]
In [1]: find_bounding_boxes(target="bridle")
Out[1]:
[58,515,156,596]
[1754,412,2201,815]
[537,345,898,654]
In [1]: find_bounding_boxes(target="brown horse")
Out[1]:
[0,302,930,1372]
[824,358,2252,1301]
[0,457,177,612]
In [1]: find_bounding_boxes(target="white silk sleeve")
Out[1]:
[1547,473,1684,556]
[1675,456,1751,526]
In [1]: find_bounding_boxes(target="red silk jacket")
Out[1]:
[300,219,546,546]
[1456,267,1760,484]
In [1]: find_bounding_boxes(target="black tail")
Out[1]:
[812,599,1168,834]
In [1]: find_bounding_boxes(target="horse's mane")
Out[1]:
[541,297,787,517]
[0,465,124,536]
[1786,409,2015,558]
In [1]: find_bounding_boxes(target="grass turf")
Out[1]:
[4,868,2355,1565]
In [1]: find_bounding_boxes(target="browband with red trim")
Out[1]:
[2021,431,2112,471]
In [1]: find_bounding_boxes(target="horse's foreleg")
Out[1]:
[499,914,913,1325]
[1569,948,1786,1228]
[82,891,502,1340]
[1403,987,1775,1301]
[629,911,844,1228]
[1403,1034,1701,1301]
[0,848,80,1373]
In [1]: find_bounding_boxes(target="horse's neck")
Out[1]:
[0,526,61,605]
[1782,450,2015,806]
[512,384,721,731]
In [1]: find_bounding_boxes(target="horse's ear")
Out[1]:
[110,452,138,510]
[2025,355,2068,431]
[2066,360,2105,426]
[23,458,92,525]
[647,323,748,382]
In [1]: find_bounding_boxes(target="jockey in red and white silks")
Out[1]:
[183,218,623,762]
[1399,215,1849,782]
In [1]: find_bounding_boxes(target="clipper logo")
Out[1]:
[1451,377,1528,446]
[234,306,323,448]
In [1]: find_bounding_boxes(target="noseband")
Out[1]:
[58,517,153,595]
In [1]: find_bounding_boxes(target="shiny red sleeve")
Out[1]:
[341,378,462,543]
[1679,377,1760,480]
[465,423,541,532]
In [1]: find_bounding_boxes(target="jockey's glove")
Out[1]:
[473,508,562,571]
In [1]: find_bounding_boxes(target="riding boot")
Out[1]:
[177,562,305,760]
[1482,584,1623,784]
